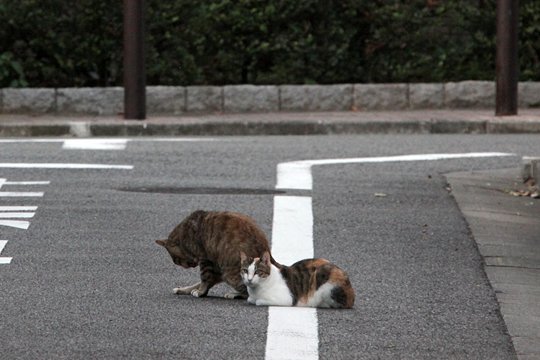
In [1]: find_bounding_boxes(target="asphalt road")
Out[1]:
[1,135,538,359]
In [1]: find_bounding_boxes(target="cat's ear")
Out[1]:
[155,239,167,247]
[261,251,271,265]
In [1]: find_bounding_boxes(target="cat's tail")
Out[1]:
[269,254,284,269]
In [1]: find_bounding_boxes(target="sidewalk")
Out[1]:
[447,169,540,360]
[0,109,540,136]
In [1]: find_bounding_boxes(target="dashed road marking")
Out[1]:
[0,212,35,218]
[0,220,30,230]
[0,192,44,197]
[0,240,12,265]
[1,181,50,186]
[0,206,38,211]
[0,178,48,261]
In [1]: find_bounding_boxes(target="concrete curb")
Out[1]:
[1,110,540,137]
[2,81,540,116]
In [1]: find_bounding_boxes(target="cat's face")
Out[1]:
[155,239,198,268]
[240,251,271,287]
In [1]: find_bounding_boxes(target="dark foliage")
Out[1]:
[0,0,538,87]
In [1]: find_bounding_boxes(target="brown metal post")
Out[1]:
[496,0,518,116]
[123,0,146,120]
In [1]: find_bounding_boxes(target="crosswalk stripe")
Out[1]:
[0,220,30,230]
[0,212,35,218]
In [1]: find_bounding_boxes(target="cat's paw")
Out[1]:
[190,289,202,297]
[247,296,256,305]
[255,299,272,306]
[224,292,238,300]
[173,287,194,295]
[173,283,200,295]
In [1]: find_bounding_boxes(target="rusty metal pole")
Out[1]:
[123,0,146,120]
[495,0,518,116]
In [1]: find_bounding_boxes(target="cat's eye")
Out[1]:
[241,269,248,274]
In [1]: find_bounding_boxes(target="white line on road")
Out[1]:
[0,163,133,170]
[267,195,318,360]
[0,212,35,218]
[0,192,44,197]
[0,220,29,230]
[3,181,51,186]
[271,196,314,266]
[62,139,128,150]
[266,307,318,360]
[276,152,514,190]
[0,206,38,211]
[0,240,12,265]
[268,151,516,359]
[0,179,49,189]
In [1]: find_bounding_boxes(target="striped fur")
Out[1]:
[156,210,277,299]
[240,251,355,308]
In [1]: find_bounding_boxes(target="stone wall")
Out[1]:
[1,81,539,115]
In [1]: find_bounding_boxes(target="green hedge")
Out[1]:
[1,0,538,87]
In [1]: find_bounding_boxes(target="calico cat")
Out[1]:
[240,251,355,308]
[156,210,277,299]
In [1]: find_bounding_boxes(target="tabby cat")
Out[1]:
[156,210,277,299]
[240,251,355,308]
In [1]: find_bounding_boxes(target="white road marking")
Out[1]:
[267,151,516,359]
[266,195,318,360]
[266,307,318,360]
[0,163,133,170]
[0,212,35,218]
[271,196,313,266]
[0,192,44,197]
[276,152,514,190]
[2,181,50,185]
[0,206,37,211]
[0,240,12,265]
[0,179,47,259]
[0,179,49,189]
[0,220,30,230]
[62,139,128,150]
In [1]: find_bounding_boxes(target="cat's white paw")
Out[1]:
[173,287,194,295]
[224,292,239,299]
[247,296,256,305]
[255,299,270,306]
[173,283,200,295]
[190,289,202,297]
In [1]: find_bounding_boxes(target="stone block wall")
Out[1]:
[1,81,539,115]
